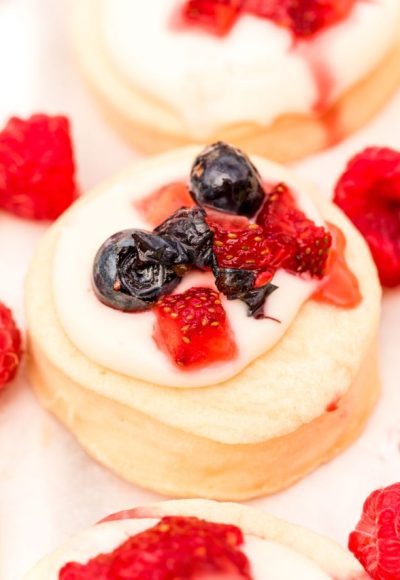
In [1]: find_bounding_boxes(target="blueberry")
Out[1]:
[214,267,278,319]
[92,229,182,312]
[190,142,265,218]
[155,207,214,269]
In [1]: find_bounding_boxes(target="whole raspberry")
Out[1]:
[0,114,78,220]
[334,147,400,287]
[0,303,22,389]
[349,482,400,580]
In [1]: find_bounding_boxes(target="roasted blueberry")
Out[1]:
[155,207,214,269]
[214,267,278,319]
[92,229,182,312]
[190,142,265,217]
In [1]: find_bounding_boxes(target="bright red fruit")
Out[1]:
[257,183,331,277]
[0,114,77,220]
[181,0,241,36]
[349,482,400,580]
[209,213,291,275]
[0,303,22,389]
[136,181,194,227]
[334,147,400,287]
[181,0,356,38]
[154,287,237,369]
[59,516,251,580]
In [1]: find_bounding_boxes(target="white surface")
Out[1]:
[53,154,320,388]
[0,1,399,579]
[101,0,399,137]
[25,518,329,580]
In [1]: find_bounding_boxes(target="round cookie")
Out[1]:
[24,499,366,579]
[25,147,381,500]
[73,0,400,160]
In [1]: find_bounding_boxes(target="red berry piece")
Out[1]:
[60,516,251,579]
[334,147,400,287]
[349,482,400,580]
[181,0,241,36]
[154,287,237,369]
[257,183,332,278]
[136,182,194,228]
[0,303,22,389]
[209,212,291,273]
[0,114,77,220]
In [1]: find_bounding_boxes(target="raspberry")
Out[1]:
[0,114,77,220]
[154,287,237,369]
[59,516,251,579]
[349,482,400,580]
[257,183,331,278]
[334,147,400,287]
[0,303,22,389]
[136,182,194,227]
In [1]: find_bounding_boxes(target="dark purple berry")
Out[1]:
[155,207,214,269]
[92,230,182,312]
[190,142,265,218]
[214,267,278,318]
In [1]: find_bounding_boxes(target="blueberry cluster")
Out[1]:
[93,142,277,317]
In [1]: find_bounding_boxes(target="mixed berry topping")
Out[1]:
[190,142,264,218]
[94,142,333,367]
[180,0,357,38]
[349,482,400,580]
[0,303,22,390]
[59,516,252,579]
[0,114,77,220]
[334,147,400,287]
[154,287,237,368]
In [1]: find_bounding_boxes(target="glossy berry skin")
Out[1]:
[60,516,251,579]
[92,230,181,312]
[0,114,77,220]
[155,207,214,270]
[190,142,265,218]
[349,482,400,580]
[154,287,237,369]
[0,303,22,389]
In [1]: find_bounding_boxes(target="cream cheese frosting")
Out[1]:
[99,0,400,138]
[53,154,324,388]
[24,518,331,580]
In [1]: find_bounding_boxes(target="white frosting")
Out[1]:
[99,0,400,137]
[53,155,322,388]
[25,517,331,579]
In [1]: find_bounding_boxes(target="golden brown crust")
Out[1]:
[28,335,379,500]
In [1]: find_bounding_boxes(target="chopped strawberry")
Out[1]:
[180,0,357,38]
[0,114,78,220]
[334,147,400,287]
[209,213,291,273]
[154,287,237,369]
[0,302,22,390]
[181,0,241,36]
[60,516,251,580]
[136,181,194,227]
[349,482,400,580]
[256,183,332,278]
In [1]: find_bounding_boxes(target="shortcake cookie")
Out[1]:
[25,143,381,499]
[25,499,368,579]
[74,0,400,159]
